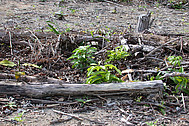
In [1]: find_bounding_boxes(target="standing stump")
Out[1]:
[136,11,152,33]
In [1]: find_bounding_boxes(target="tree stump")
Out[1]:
[136,11,152,33]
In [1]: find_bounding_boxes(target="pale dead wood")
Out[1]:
[9,31,13,56]
[181,93,187,112]
[0,80,163,98]
[160,72,189,78]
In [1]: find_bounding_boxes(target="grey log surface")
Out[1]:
[0,80,163,98]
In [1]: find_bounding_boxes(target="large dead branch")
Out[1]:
[0,80,163,98]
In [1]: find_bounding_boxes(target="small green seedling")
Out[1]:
[106,45,130,63]
[167,56,182,67]
[146,120,158,126]
[13,111,25,122]
[46,21,60,35]
[76,97,92,107]
[135,96,142,102]
[4,102,17,109]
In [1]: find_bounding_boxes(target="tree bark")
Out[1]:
[0,80,163,98]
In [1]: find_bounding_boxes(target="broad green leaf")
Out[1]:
[105,71,110,80]
[90,76,102,84]
[110,74,121,82]
[0,60,16,67]
[90,63,97,66]
[90,71,106,76]
[86,75,97,84]
[87,66,96,76]
[179,66,184,73]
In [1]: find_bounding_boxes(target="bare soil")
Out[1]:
[0,0,189,126]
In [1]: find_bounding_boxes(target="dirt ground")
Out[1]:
[0,0,189,34]
[0,0,189,126]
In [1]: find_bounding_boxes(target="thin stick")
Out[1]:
[28,40,34,52]
[150,103,156,116]
[53,109,105,124]
[50,117,73,124]
[29,30,43,55]
[9,31,13,56]
[181,93,186,112]
[53,110,83,121]
[54,34,61,55]
[96,95,107,101]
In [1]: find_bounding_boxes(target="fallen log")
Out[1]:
[0,80,163,98]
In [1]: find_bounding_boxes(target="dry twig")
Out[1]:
[181,93,186,112]
[53,109,83,121]
[9,31,13,56]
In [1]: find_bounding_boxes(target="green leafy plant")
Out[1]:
[69,8,77,14]
[145,120,158,126]
[154,56,189,95]
[13,111,25,122]
[167,56,189,94]
[167,56,182,67]
[86,64,122,84]
[76,98,91,104]
[67,45,97,69]
[106,45,130,63]
[135,96,142,102]
[155,3,160,8]
[76,97,92,107]
[4,102,17,109]
[159,101,166,115]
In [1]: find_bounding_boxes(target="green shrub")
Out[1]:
[67,45,97,69]
[86,64,122,84]
[106,45,130,63]
[155,56,189,95]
